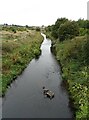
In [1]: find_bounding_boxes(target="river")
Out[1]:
[2,33,73,118]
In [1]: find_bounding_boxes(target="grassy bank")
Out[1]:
[44,18,89,119]
[50,35,89,119]
[1,26,43,96]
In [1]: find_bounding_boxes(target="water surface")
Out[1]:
[2,33,73,118]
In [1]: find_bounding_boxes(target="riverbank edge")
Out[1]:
[45,32,88,119]
[45,32,75,117]
[2,32,44,97]
[50,44,75,115]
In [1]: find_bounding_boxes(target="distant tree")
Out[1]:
[42,25,45,28]
[4,23,8,26]
[59,21,79,41]
[46,25,52,32]
[26,25,29,28]
[51,18,68,39]
[51,25,58,39]
[36,27,40,31]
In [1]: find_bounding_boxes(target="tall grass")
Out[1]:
[1,28,43,96]
[51,35,89,119]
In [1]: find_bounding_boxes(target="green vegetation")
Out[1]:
[36,27,41,31]
[1,25,43,96]
[45,18,89,119]
[59,21,79,41]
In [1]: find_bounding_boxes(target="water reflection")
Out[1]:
[2,34,73,118]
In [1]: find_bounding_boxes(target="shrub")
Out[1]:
[59,21,79,41]
[36,27,40,31]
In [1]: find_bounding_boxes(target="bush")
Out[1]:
[36,27,40,31]
[12,28,16,33]
[52,35,88,118]
[79,28,87,36]
[51,18,68,39]
[84,35,89,65]
[59,21,79,41]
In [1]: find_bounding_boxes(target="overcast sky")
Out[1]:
[0,0,88,26]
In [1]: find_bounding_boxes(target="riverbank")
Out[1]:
[45,31,89,119]
[2,33,73,118]
[1,26,43,97]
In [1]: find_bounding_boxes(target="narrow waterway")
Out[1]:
[2,33,73,118]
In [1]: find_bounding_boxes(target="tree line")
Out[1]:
[46,18,89,41]
[45,18,89,66]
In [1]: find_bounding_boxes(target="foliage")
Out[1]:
[51,18,68,39]
[1,27,43,96]
[45,17,89,119]
[1,25,30,32]
[51,35,89,119]
[59,21,79,41]
[84,35,89,65]
[68,81,88,119]
[36,27,40,31]
[45,18,88,40]
[77,19,89,29]
[79,28,87,36]
[76,19,89,36]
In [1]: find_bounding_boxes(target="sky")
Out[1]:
[0,0,88,26]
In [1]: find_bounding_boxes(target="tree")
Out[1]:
[26,25,29,28]
[36,27,40,31]
[59,21,79,41]
[51,25,58,39]
[51,18,68,39]
[77,19,88,29]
